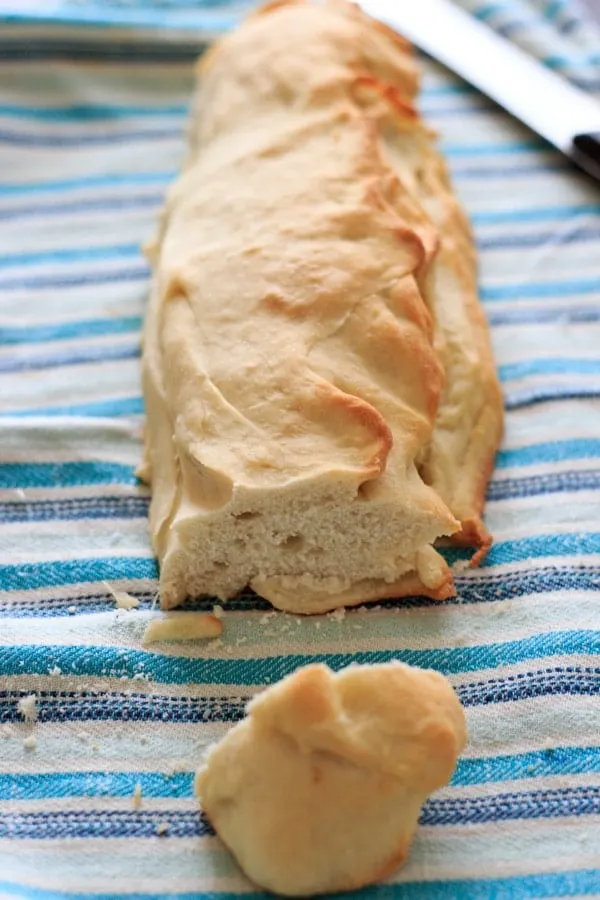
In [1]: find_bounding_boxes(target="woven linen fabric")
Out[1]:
[1,0,600,897]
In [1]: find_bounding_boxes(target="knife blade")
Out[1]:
[358,0,600,181]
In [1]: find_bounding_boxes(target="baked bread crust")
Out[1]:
[141,0,503,612]
[196,661,467,895]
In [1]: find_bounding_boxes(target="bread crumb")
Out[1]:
[48,666,62,676]
[140,735,148,745]
[209,638,223,650]
[452,559,470,573]
[260,612,275,625]
[76,731,90,742]
[104,581,140,610]
[328,608,346,623]
[155,822,169,836]
[142,612,223,645]
[67,606,77,614]
[18,694,37,723]
[22,735,37,751]
[165,758,190,776]
[132,782,143,809]
[0,724,14,739]
[212,605,224,619]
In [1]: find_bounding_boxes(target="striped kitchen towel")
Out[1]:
[1,0,600,898]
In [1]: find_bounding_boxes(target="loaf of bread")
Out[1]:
[196,661,467,895]
[140,0,503,613]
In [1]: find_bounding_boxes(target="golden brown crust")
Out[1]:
[252,546,455,615]
[143,0,502,612]
[415,149,504,560]
[361,57,504,565]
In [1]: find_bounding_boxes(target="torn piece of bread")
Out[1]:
[141,0,503,613]
[196,661,467,896]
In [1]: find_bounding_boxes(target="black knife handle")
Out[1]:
[571,132,600,183]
